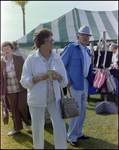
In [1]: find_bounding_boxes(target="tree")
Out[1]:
[12,1,29,36]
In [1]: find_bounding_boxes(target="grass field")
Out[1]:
[1,95,118,149]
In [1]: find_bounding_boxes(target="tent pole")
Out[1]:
[56,45,58,54]
[74,8,79,31]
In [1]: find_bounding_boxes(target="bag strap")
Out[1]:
[67,87,73,98]
[96,31,107,69]
[60,87,64,98]
[60,87,73,98]
[105,68,111,77]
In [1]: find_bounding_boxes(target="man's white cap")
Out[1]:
[77,25,92,36]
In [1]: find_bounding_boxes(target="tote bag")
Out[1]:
[60,87,79,119]
[93,69,106,89]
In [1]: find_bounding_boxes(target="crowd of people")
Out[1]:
[1,26,118,149]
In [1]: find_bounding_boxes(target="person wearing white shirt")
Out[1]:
[28,45,52,125]
[20,28,68,149]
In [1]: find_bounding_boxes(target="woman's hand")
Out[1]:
[52,72,63,83]
[1,95,6,104]
[1,95,5,100]
[32,73,49,84]
[39,73,49,81]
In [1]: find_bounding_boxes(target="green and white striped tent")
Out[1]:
[17,8,118,47]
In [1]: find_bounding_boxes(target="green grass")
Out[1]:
[1,95,118,149]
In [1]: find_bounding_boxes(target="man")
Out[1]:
[12,41,27,61]
[61,26,93,147]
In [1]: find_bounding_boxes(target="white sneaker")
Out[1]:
[25,124,31,132]
[8,129,21,136]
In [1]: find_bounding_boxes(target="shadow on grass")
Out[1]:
[12,132,54,149]
[65,122,69,132]
[63,122,118,149]
[86,98,102,112]
[44,123,53,134]
[12,132,33,149]
[87,97,103,103]
[77,136,118,149]
[44,140,54,149]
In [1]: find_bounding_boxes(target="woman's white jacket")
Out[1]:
[20,50,68,108]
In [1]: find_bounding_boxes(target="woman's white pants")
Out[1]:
[29,101,67,149]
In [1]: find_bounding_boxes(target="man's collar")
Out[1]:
[74,41,92,56]
[74,41,87,50]
[74,41,80,47]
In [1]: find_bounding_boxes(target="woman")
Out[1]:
[29,45,52,125]
[1,41,31,136]
[20,28,68,149]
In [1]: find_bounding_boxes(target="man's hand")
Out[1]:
[67,81,72,87]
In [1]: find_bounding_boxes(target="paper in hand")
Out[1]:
[46,69,56,81]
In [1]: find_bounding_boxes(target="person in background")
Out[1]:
[12,41,31,121]
[61,26,93,147]
[45,108,52,125]
[1,41,31,136]
[117,40,119,46]
[12,41,27,61]
[28,45,37,55]
[117,40,119,68]
[110,43,118,80]
[110,43,118,69]
[20,28,68,149]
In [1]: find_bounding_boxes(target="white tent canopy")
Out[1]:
[17,8,118,47]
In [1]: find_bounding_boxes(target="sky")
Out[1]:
[1,1,118,44]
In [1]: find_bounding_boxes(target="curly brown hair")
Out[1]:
[33,28,53,48]
[1,41,14,52]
